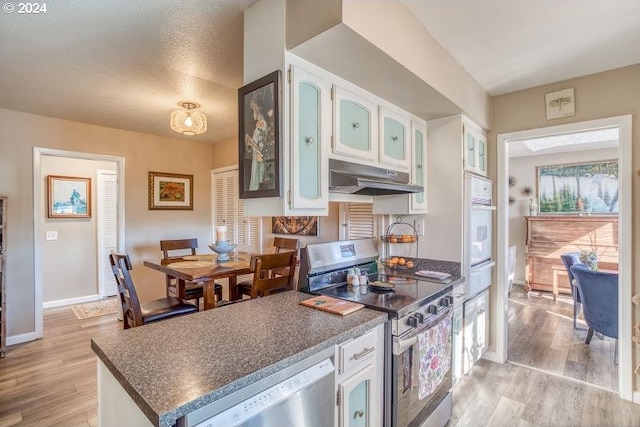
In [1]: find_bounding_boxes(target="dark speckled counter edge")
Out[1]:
[92,292,388,427]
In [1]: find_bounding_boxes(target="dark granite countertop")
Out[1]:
[91,291,388,427]
[382,258,464,285]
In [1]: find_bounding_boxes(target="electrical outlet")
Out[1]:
[415,220,425,236]
[45,230,58,241]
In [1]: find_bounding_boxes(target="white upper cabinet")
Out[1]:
[332,85,379,163]
[463,122,488,176]
[410,119,427,212]
[289,65,330,212]
[379,105,410,170]
[372,117,427,215]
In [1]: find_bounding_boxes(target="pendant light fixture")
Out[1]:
[170,101,207,136]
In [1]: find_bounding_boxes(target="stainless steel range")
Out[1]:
[300,238,462,427]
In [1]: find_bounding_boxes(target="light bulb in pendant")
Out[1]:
[183,115,193,127]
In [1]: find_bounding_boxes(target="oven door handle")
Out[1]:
[471,204,496,211]
[393,307,452,355]
[470,260,495,272]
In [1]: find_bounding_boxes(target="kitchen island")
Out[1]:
[91,291,387,427]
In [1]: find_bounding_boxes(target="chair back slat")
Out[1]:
[110,253,144,329]
[273,237,299,253]
[249,252,298,298]
[160,238,198,259]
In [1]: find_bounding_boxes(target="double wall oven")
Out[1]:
[465,172,496,298]
[300,239,461,427]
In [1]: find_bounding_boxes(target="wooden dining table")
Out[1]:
[144,254,253,310]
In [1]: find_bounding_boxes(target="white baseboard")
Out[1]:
[633,391,640,404]
[481,350,504,364]
[43,294,101,309]
[7,331,39,346]
[512,280,526,286]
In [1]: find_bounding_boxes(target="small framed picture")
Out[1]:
[148,171,193,210]
[238,70,282,199]
[47,175,91,218]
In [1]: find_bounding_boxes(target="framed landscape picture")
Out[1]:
[148,171,193,210]
[537,159,618,215]
[238,70,282,199]
[48,175,91,218]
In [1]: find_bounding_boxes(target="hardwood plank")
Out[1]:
[0,412,22,427]
[485,396,525,426]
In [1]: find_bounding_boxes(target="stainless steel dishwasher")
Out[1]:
[179,349,335,427]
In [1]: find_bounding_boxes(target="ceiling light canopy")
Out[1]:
[170,101,207,136]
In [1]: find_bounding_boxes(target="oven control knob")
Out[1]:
[439,298,450,308]
[446,296,454,305]
[427,305,438,315]
[407,315,419,328]
[414,313,425,324]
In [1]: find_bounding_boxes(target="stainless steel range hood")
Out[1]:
[328,159,423,196]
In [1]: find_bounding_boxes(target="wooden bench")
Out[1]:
[550,265,569,301]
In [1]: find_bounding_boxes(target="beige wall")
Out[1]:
[490,64,640,388]
[212,137,240,169]
[508,148,618,283]
[0,108,215,339]
[41,157,117,302]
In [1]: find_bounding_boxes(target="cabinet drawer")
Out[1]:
[339,329,377,374]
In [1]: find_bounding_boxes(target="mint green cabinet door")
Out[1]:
[333,86,378,162]
[339,363,376,427]
[298,81,321,200]
[383,117,406,162]
[465,130,476,169]
[340,100,371,152]
[477,137,486,174]
[290,65,329,212]
[379,107,410,169]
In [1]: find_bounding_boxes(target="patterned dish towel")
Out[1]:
[416,315,452,399]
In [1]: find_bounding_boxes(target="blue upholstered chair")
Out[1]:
[560,252,582,330]
[570,264,618,360]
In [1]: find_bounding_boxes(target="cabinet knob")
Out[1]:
[354,410,364,419]
[352,122,360,129]
[305,136,315,144]
[392,136,398,141]
[417,164,422,169]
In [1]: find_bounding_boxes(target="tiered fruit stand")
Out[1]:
[380,217,418,270]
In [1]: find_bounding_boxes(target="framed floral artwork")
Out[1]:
[238,70,282,199]
[148,171,193,210]
[47,175,91,218]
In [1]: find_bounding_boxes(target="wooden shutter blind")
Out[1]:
[347,203,376,239]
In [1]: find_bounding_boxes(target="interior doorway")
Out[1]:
[32,148,125,339]
[495,115,633,400]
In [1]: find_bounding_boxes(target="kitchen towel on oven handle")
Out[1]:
[416,312,452,399]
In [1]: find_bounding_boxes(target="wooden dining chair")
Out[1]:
[271,237,300,280]
[273,237,299,253]
[234,252,298,299]
[160,238,223,306]
[110,253,197,329]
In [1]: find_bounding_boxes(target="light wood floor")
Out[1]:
[0,306,120,427]
[507,285,618,391]
[448,285,637,427]
[1,294,637,427]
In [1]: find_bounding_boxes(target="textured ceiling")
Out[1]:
[0,0,257,144]
[1,0,639,144]
[399,0,640,95]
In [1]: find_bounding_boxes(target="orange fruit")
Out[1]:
[398,258,406,265]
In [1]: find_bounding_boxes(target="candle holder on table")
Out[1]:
[208,241,236,263]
